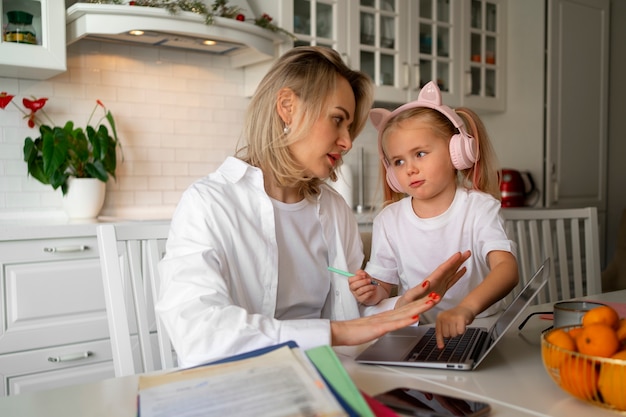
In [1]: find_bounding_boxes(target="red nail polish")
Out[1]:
[421,281,428,288]
[426,300,434,305]
[429,292,437,298]
[412,315,419,320]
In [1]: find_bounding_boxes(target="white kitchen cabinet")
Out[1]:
[544,0,609,211]
[341,0,506,112]
[366,0,506,112]
[0,341,114,396]
[348,0,406,103]
[289,0,347,52]
[0,0,66,79]
[0,221,171,395]
[0,231,111,395]
[461,0,506,112]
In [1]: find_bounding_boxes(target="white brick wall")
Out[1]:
[0,40,248,219]
[0,39,382,220]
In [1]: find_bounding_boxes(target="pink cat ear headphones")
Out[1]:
[369,81,479,193]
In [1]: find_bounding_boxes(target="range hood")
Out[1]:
[66,3,287,68]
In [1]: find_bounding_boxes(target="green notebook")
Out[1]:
[306,345,375,417]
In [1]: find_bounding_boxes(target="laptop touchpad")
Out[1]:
[357,327,427,361]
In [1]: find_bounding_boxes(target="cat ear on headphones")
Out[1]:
[369,108,391,132]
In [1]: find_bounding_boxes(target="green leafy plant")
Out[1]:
[0,93,122,195]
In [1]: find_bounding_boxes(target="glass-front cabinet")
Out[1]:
[291,0,347,52]
[463,0,506,111]
[0,0,66,79]
[346,0,461,105]
[287,0,505,112]
[413,0,458,104]
[347,0,404,103]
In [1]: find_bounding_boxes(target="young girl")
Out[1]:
[349,81,518,348]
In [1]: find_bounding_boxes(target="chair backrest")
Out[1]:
[96,222,175,377]
[501,207,602,305]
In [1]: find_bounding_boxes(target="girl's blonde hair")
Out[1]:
[382,106,501,203]
[236,46,373,199]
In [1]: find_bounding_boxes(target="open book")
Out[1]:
[138,343,351,417]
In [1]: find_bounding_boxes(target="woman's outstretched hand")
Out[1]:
[330,292,441,346]
[395,250,471,309]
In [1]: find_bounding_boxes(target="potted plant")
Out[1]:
[0,92,123,218]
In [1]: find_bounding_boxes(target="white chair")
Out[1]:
[96,222,175,377]
[501,207,602,305]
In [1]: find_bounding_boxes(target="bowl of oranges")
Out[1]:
[541,304,626,412]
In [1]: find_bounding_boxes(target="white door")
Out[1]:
[544,0,609,210]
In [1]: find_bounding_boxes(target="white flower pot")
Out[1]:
[62,177,106,219]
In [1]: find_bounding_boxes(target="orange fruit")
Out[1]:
[544,328,576,368]
[582,305,620,329]
[598,350,626,411]
[559,357,599,400]
[576,323,620,358]
[616,318,626,343]
[611,350,626,359]
[568,327,583,341]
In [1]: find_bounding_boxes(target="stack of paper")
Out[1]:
[137,342,384,417]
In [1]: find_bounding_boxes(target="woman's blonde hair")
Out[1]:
[236,46,373,199]
[382,106,501,203]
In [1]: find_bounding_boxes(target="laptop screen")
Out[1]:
[490,260,549,343]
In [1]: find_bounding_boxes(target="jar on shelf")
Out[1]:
[4,10,37,45]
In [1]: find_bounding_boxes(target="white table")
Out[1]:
[0,290,624,417]
[338,289,626,417]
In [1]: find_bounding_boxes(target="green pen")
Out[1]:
[327,266,354,277]
[327,266,379,286]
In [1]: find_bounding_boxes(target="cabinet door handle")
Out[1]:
[48,351,93,363]
[403,62,409,90]
[465,71,472,96]
[341,52,350,66]
[43,245,90,253]
[413,63,420,92]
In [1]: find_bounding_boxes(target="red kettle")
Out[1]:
[500,169,536,207]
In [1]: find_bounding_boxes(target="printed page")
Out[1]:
[138,345,347,417]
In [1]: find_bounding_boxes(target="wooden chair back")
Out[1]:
[96,222,175,377]
[501,207,602,305]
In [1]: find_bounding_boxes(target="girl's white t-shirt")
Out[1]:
[365,187,515,323]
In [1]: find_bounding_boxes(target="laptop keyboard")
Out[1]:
[407,327,485,363]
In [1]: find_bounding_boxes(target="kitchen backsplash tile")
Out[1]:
[0,39,381,220]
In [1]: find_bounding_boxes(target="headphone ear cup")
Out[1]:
[449,133,477,170]
[385,166,403,193]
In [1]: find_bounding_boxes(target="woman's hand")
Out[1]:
[395,250,471,309]
[330,292,441,346]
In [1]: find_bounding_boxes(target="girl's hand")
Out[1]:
[395,250,471,309]
[348,270,391,305]
[434,306,475,348]
[330,292,441,346]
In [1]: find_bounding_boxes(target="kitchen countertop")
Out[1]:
[0,204,376,240]
[0,207,174,241]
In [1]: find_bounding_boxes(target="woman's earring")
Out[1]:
[283,124,291,134]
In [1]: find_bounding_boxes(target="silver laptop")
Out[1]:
[356,258,550,371]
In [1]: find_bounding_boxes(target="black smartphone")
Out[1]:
[374,387,491,417]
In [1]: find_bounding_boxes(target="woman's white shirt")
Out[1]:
[156,157,366,367]
[271,196,329,320]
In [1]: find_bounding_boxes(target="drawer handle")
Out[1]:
[48,351,93,363]
[43,245,90,253]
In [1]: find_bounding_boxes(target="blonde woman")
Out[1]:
[157,48,470,367]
